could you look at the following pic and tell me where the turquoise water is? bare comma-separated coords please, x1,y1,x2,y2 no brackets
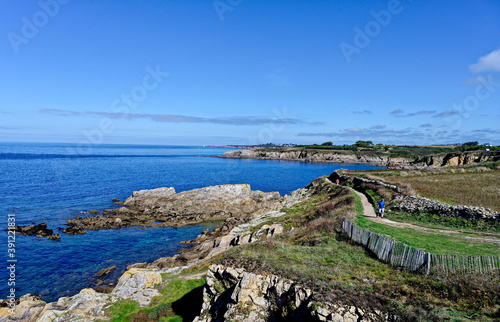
0,143,381,302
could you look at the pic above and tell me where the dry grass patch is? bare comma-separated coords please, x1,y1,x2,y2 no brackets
390,172,500,211
349,166,500,211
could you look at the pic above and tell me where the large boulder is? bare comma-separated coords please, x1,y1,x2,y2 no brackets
111,268,162,307
124,184,283,218
66,184,283,232
0,294,45,322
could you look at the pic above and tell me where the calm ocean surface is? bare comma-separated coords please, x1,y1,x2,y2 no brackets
0,143,381,302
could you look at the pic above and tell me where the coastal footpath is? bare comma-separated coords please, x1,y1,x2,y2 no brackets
2,169,499,321
220,148,500,168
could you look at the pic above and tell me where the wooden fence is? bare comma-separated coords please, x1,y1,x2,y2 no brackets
342,218,500,275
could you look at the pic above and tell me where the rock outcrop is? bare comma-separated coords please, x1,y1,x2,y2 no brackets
221,149,410,167
194,265,388,322
146,184,314,271
110,268,162,307
63,184,283,233
8,223,61,240
0,268,164,321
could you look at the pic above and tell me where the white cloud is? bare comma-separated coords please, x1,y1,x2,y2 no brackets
469,49,500,73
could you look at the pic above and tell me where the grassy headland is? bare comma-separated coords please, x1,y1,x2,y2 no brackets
217,179,500,320
105,166,500,321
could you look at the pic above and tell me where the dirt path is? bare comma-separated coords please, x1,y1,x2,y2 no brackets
351,189,500,245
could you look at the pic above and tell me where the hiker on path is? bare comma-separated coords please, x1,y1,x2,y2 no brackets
378,198,385,218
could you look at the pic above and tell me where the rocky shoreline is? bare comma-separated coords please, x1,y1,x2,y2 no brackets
62,184,283,235
3,177,396,321
13,184,284,239
3,168,499,321
0,181,313,321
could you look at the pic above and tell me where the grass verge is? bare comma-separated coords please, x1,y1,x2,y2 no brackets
107,275,206,322
355,215,500,256
385,211,500,234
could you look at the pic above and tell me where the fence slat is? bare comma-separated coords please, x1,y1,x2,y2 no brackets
341,218,500,275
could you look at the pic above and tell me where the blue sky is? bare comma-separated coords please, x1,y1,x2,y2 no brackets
1,0,499,146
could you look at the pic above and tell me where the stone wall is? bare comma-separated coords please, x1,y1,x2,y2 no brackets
391,195,499,221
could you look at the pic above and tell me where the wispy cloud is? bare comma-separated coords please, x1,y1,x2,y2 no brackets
353,110,372,114
469,49,500,73
264,68,290,86
390,109,436,117
389,108,404,116
419,123,433,128
39,108,320,126
40,108,81,116
433,110,462,118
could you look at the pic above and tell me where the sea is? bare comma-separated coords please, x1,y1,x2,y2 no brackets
0,142,381,302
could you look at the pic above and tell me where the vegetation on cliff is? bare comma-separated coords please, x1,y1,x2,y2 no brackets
216,178,500,320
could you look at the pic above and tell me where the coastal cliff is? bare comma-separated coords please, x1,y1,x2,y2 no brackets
220,148,410,167
221,148,500,169
411,150,500,167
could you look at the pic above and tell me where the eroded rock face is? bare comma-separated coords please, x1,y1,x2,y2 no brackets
194,264,313,322
65,184,283,232
223,149,500,169
221,149,410,167
412,151,500,167
194,265,388,322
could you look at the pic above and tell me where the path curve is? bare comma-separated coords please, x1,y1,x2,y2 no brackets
350,188,500,244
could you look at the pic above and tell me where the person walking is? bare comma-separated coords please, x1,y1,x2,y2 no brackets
378,198,385,218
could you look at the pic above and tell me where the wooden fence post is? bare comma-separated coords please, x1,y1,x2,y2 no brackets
426,252,430,276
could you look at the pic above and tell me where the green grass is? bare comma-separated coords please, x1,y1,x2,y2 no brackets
355,215,500,256
108,300,142,322
107,276,206,322
221,237,500,320
353,192,363,216
386,211,500,234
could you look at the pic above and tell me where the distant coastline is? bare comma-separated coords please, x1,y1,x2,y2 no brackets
218,147,500,169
